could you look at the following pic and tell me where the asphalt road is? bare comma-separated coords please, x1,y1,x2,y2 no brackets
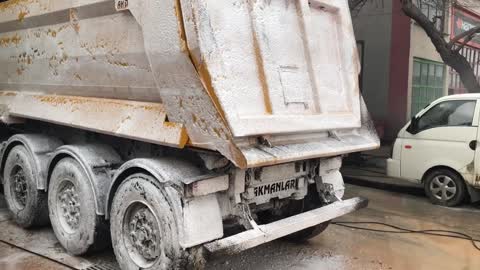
0,182,479,270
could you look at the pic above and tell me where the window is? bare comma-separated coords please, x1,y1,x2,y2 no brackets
416,0,444,30
417,100,476,131
449,46,480,94
411,58,445,116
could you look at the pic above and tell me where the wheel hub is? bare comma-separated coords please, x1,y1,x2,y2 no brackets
11,166,27,208
58,182,81,231
430,175,457,201
124,204,161,266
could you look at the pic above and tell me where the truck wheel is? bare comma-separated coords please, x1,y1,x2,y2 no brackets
3,145,49,228
284,221,330,242
424,168,466,207
110,174,184,270
259,185,330,242
281,198,330,242
48,158,108,255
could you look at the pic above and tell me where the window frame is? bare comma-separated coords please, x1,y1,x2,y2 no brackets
412,99,479,134
415,0,445,31
411,58,446,117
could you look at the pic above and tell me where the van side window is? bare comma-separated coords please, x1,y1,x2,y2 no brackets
417,100,476,131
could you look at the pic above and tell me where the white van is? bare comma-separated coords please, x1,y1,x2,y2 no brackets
387,94,480,206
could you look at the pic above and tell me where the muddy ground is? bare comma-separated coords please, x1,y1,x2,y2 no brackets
0,183,479,270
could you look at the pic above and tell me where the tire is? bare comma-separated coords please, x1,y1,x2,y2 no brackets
110,174,186,270
3,145,49,228
259,185,330,242
284,220,330,242
48,157,108,255
424,168,467,207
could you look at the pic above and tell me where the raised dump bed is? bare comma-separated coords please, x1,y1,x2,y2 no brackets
0,0,379,269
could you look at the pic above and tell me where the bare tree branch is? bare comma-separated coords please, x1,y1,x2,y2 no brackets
349,0,368,14
349,0,367,10
454,34,475,53
447,25,480,49
400,0,480,92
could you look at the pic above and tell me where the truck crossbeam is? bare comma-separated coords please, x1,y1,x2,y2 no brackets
204,197,368,255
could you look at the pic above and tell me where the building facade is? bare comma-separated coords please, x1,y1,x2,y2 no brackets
353,0,480,141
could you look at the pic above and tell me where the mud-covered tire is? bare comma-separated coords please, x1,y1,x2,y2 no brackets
110,174,185,270
3,145,49,228
48,157,108,255
424,168,467,207
261,185,331,242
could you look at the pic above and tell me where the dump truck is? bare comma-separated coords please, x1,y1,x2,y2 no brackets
0,0,379,269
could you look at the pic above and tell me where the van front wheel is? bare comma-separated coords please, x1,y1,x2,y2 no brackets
424,168,466,207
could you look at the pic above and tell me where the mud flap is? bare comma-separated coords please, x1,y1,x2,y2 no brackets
466,184,480,203
204,197,368,255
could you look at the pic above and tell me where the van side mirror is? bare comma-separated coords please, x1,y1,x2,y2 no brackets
406,116,419,134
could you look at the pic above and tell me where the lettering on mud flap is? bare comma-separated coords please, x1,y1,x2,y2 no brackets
253,179,299,197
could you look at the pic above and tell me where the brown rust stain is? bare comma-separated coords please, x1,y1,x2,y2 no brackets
0,91,17,96
47,29,57,38
0,34,22,47
140,105,163,112
34,95,167,114
177,126,189,148
174,0,230,129
161,122,189,148
0,0,29,11
196,62,229,123
248,1,272,115
37,95,70,105
60,52,68,63
251,31,273,114
174,0,188,52
57,24,70,33
17,10,28,21
163,121,182,129
108,59,131,67
72,23,80,33
191,113,198,123
70,9,80,33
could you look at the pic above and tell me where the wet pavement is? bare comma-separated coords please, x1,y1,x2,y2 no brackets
207,184,480,270
0,183,479,270
0,242,70,270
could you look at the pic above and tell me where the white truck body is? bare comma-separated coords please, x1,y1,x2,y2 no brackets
0,0,379,268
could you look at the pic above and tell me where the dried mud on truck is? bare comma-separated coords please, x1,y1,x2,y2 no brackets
0,0,379,269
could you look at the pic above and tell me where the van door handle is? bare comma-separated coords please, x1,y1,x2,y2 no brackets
469,140,477,150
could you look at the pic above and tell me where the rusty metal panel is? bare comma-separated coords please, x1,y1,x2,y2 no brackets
238,98,379,167
181,0,362,137
0,0,158,101
0,0,244,165
6,91,189,148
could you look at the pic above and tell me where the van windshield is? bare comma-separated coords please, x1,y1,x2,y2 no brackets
417,100,476,130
